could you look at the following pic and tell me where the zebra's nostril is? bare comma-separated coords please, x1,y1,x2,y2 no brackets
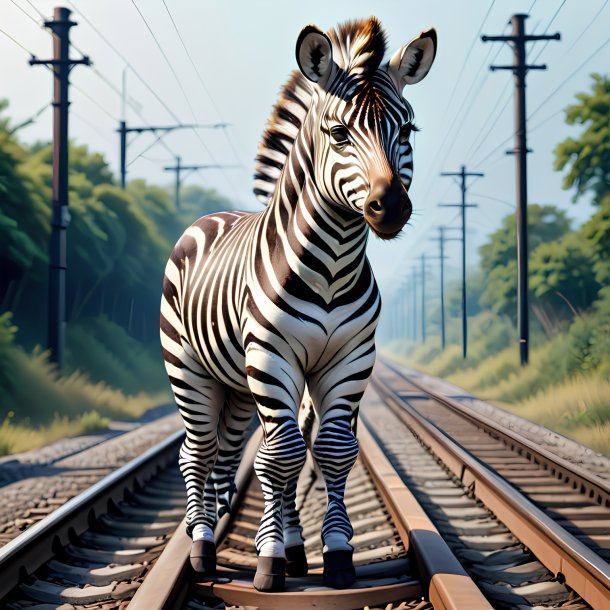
368,200,382,213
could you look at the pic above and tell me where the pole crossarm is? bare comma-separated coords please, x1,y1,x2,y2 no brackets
119,123,229,134
163,163,237,171
490,64,547,72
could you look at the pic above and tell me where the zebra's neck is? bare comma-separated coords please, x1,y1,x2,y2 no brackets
264,128,370,304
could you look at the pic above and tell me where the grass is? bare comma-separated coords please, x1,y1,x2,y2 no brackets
497,376,610,455
0,410,110,456
0,311,171,456
387,311,610,456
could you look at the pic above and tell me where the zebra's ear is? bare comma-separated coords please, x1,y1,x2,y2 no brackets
387,28,437,90
296,25,334,84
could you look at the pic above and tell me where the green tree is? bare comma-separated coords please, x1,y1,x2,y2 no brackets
479,205,571,319
554,73,610,205
0,101,50,304
530,232,600,316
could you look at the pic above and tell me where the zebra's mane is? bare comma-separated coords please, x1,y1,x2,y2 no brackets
253,71,312,205
253,17,388,205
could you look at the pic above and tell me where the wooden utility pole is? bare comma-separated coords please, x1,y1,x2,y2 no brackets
30,7,90,370
439,166,482,358
482,14,560,365
118,122,228,189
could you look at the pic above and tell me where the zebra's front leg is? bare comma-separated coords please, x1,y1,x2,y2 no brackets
313,411,359,588
246,347,307,592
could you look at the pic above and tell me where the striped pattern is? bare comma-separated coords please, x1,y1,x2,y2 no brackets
160,17,427,563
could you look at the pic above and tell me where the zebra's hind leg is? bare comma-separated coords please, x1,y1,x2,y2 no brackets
162,343,225,575
211,389,258,520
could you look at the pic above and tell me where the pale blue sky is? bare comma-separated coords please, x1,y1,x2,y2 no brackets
1,1,609,302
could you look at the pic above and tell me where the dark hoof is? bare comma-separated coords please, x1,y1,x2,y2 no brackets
323,549,356,589
190,540,216,576
285,544,308,577
253,556,286,592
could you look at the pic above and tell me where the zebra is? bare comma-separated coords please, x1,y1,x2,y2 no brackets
160,17,436,592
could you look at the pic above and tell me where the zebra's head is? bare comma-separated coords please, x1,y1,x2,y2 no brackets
295,18,437,240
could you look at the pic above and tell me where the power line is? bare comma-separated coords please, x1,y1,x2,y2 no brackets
464,81,512,162
0,26,36,54
419,9,505,202
160,0,246,170
22,0,45,20
437,0,498,136
528,33,610,121
72,109,115,144
129,0,240,200
567,0,608,52
9,102,50,133
8,0,41,27
529,0,569,64
65,1,181,127
72,83,118,122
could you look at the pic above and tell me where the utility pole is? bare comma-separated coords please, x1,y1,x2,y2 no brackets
420,254,427,344
163,158,237,209
482,14,560,365
30,7,90,370
439,165,483,358
432,227,456,350
118,122,228,189
410,269,418,342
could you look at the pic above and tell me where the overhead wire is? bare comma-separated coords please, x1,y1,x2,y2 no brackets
129,0,241,200
528,0,568,64
566,0,608,52
160,0,247,171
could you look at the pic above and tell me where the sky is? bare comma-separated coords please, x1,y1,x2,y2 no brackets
1,0,609,303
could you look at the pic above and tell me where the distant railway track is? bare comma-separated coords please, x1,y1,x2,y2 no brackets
0,359,608,609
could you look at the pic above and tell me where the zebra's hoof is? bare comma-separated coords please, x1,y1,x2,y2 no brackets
190,540,216,576
323,549,356,589
285,544,308,576
253,556,286,592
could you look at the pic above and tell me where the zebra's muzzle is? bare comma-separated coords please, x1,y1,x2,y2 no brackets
363,175,412,239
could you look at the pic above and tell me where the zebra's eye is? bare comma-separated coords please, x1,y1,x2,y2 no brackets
329,125,351,147
400,122,419,142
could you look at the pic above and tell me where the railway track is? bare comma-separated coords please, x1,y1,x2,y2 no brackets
0,358,608,609
373,357,610,609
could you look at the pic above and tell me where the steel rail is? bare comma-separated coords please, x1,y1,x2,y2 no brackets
372,372,610,609
358,419,493,610
128,427,262,610
0,428,185,599
382,357,610,507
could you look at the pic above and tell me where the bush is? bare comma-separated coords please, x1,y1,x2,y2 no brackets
66,316,167,394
